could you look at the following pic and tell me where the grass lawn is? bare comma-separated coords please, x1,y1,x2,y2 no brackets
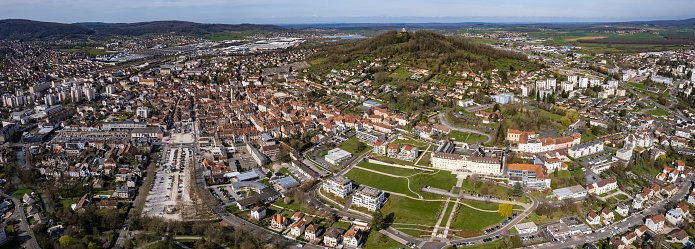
356,161,421,176
345,168,418,198
370,155,416,166
416,153,431,166
444,130,487,143
450,204,507,231
363,231,403,249
393,137,431,148
615,194,628,200
12,188,32,199
273,198,313,214
330,221,353,230
380,195,443,226
439,199,455,226
646,109,670,116
339,136,373,156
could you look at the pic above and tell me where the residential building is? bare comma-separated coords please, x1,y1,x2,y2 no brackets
587,211,601,225
621,231,637,245
304,224,323,241
323,228,345,247
666,208,684,225
250,206,266,220
552,185,587,200
587,177,617,195
645,214,665,233
352,185,386,211
271,214,289,230
289,220,306,237
356,128,385,145
568,140,604,158
323,175,354,198
507,164,551,189
342,229,363,248
616,204,629,217
601,207,614,223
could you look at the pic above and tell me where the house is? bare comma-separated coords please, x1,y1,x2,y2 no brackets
33,212,49,225
342,229,363,248
323,227,345,247
662,184,677,196
23,193,37,205
587,177,617,195
289,220,306,237
635,225,647,237
616,204,629,217
304,224,323,241
515,221,538,234
291,211,305,223
667,229,690,244
270,214,289,230
96,200,118,209
645,214,665,233
250,206,266,220
26,205,41,215
676,203,690,216
601,208,614,223
666,208,684,225
621,231,637,245
587,211,601,225
675,160,686,171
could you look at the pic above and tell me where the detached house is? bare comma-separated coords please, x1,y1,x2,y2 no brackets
323,228,345,247
304,224,323,241
587,177,617,195
289,220,306,237
250,206,266,220
270,214,289,230
621,231,637,245
587,211,601,225
601,208,614,223
645,214,665,233
342,229,363,248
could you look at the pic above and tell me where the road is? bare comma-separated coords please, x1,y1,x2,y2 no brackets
621,82,686,120
432,113,493,144
0,191,40,249
540,172,695,248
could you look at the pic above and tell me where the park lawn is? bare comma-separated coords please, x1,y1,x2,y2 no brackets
445,130,478,142
370,155,416,166
273,198,314,214
460,179,516,200
460,200,502,211
408,170,458,193
12,188,32,199
615,194,628,201
380,195,443,226
646,109,670,116
339,136,373,155
439,200,455,227
450,204,507,230
363,231,403,249
393,138,430,148
416,153,431,166
356,161,420,176
345,168,418,198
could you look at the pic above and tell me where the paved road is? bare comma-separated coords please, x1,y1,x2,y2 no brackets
622,82,686,120
0,191,39,249
432,113,493,144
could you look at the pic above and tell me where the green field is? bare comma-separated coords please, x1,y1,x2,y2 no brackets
393,137,431,148
646,109,670,116
345,166,456,199
339,136,373,155
380,195,444,226
363,231,403,249
345,168,418,198
450,202,507,230
356,161,421,176
444,130,488,143
12,188,32,199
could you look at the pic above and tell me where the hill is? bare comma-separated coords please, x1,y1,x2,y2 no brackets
0,19,95,41
312,30,536,74
0,19,289,41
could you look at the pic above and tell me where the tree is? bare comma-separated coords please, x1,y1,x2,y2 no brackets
371,210,384,231
59,235,76,248
354,141,365,153
498,203,513,217
510,182,523,197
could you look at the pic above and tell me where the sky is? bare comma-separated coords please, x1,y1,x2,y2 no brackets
0,0,693,24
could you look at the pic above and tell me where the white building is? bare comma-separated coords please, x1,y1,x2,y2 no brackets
136,107,150,118
552,185,587,200
323,175,353,198
352,186,386,211
587,177,617,195
568,140,604,158
515,222,538,234
324,148,352,166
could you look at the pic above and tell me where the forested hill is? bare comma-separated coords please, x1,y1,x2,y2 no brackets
0,19,289,41
313,30,535,72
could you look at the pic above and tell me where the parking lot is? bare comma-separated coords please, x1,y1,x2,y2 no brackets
143,146,193,220
233,144,258,169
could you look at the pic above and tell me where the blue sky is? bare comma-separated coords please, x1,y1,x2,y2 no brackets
1,0,693,24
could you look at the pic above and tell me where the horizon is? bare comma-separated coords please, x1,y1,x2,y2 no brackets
1,0,694,25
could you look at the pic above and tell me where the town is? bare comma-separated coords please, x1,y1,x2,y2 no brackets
1,17,695,249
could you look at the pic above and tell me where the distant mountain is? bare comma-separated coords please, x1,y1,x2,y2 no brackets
0,19,290,41
0,19,95,41
600,18,695,27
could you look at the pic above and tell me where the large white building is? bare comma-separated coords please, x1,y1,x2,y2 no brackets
587,177,617,195
352,186,386,211
323,175,353,198
568,140,604,158
430,143,503,175
324,148,352,166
